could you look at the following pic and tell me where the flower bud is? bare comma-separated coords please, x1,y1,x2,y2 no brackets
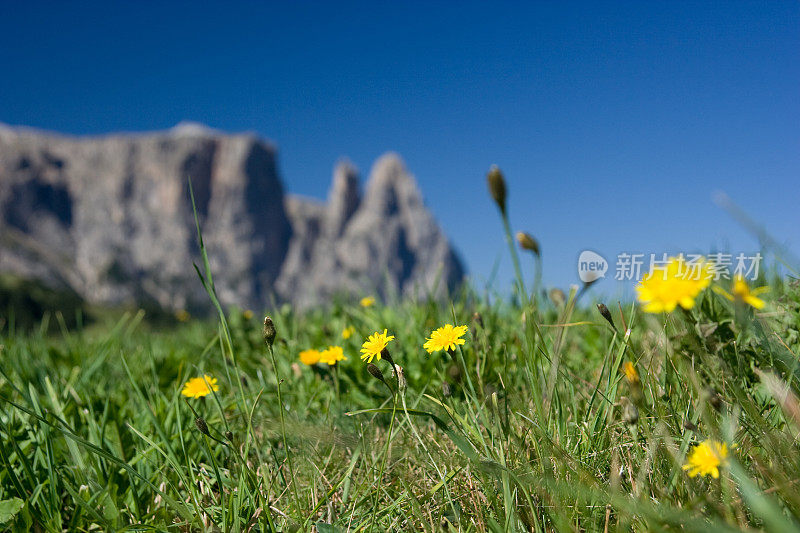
367,363,386,384
596,303,615,330
381,349,395,368
486,165,507,215
263,316,277,348
516,231,540,256
195,416,210,436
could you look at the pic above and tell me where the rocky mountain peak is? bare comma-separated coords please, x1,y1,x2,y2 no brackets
0,124,464,311
325,159,360,238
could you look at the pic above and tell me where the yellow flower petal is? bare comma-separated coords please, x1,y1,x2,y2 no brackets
636,257,712,314
299,349,321,365
360,329,394,363
424,324,469,354
181,375,219,399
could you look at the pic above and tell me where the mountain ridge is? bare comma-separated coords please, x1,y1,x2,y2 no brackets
0,123,465,310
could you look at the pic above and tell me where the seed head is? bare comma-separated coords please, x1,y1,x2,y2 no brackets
195,416,210,436
262,316,277,348
487,165,507,215
549,288,566,307
394,364,407,393
516,231,540,256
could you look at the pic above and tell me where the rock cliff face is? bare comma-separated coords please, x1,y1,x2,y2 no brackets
0,124,464,310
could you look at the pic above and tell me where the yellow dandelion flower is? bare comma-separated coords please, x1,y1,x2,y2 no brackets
243,309,254,320
713,275,767,310
683,439,730,478
181,375,219,399
636,256,712,313
360,329,394,363
342,325,356,339
424,324,469,354
175,309,191,322
360,296,376,308
299,349,321,366
622,361,639,384
319,345,347,365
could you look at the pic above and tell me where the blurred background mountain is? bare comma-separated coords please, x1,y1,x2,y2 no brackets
0,123,464,321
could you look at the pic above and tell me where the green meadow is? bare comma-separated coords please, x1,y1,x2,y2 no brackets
1,183,799,532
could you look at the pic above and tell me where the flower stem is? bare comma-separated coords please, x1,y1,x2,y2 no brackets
501,213,528,306
368,393,398,531
267,343,302,512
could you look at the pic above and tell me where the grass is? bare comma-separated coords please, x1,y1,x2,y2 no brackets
2,186,800,531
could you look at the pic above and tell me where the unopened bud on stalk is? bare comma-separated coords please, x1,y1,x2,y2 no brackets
472,311,484,329
225,430,234,442
262,316,277,348
597,303,615,329
195,417,210,437
381,349,395,368
367,363,386,384
516,231,540,257
487,165,507,215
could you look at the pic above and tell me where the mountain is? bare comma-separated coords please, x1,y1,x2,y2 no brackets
0,123,464,311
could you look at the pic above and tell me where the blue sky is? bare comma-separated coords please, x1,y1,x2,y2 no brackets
1,1,798,296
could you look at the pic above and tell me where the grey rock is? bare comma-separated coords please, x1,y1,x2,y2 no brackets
0,124,291,311
276,153,465,307
0,124,464,311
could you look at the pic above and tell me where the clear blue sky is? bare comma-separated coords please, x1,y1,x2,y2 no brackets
1,1,798,296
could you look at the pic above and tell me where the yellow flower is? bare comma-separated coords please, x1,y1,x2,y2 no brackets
713,275,767,310
622,362,639,384
342,325,356,339
299,349,321,366
683,439,730,478
360,329,395,363
181,375,219,399
319,345,347,365
360,296,376,308
175,309,191,322
636,256,712,313
243,309,254,320
424,324,468,354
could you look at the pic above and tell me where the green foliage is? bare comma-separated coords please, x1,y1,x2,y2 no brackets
0,181,798,530
0,277,799,531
